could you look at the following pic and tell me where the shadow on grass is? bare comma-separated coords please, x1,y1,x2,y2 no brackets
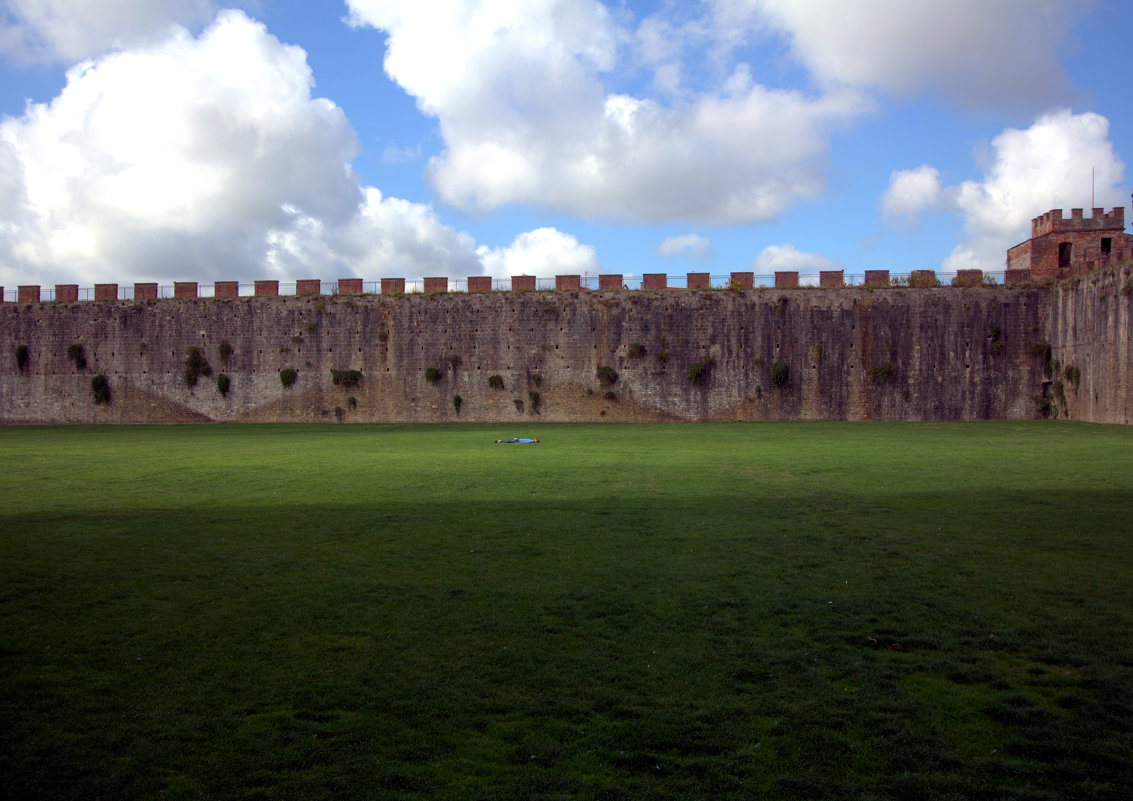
2,489,1131,801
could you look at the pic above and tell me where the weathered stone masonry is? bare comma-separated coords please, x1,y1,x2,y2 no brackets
8,270,1126,424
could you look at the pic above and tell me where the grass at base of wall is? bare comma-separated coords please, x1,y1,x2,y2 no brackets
1,422,1131,801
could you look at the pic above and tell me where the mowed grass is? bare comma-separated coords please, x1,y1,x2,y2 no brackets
1,422,1131,801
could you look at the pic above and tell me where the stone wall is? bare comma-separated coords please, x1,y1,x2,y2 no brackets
1,282,1072,424
1047,264,1133,424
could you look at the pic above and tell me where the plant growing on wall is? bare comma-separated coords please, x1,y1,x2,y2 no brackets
604,390,616,401
597,365,618,386
989,325,1004,354
488,374,505,390
279,368,298,388
868,364,896,384
528,390,541,412
1063,365,1081,391
331,369,362,388
67,344,87,370
770,361,789,387
183,347,212,388
217,374,231,397
688,358,714,386
530,372,542,387
218,341,233,362
453,394,463,413
425,367,442,383
627,343,646,358
16,345,29,373
347,396,357,410
514,398,524,413
91,375,110,405
447,354,462,370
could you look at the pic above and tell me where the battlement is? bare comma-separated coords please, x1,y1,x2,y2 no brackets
1032,207,1125,237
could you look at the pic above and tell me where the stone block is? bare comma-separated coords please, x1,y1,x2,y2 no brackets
687,272,710,289
381,278,405,294
511,275,536,291
909,270,937,288
214,281,239,298
134,283,158,299
337,278,363,295
18,285,41,303
424,277,448,293
555,274,581,291
94,284,117,301
643,273,667,290
774,271,799,288
599,274,623,290
729,272,754,289
952,270,983,287
467,276,492,293
819,270,844,288
174,282,198,299
865,270,889,287
296,279,321,296
55,284,79,302
1004,269,1031,285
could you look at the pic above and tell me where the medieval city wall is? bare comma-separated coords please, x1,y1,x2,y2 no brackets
1,282,1069,424
1048,263,1133,424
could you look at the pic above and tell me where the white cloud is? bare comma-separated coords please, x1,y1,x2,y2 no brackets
477,227,599,279
751,243,840,274
265,188,482,279
0,0,217,63
347,0,869,224
745,0,1081,108
656,233,715,261
879,110,1127,271
0,9,595,287
0,10,365,285
880,165,944,226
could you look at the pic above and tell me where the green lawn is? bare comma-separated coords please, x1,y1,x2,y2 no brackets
1,422,1131,800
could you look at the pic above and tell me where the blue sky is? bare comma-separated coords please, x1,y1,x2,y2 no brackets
0,0,1129,291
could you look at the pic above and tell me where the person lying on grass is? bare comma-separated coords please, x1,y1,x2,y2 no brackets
495,437,539,443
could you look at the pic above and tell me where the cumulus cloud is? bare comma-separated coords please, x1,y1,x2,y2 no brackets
745,0,1081,108
751,243,840,274
656,233,715,261
880,110,1127,271
0,9,598,287
879,165,944,226
347,0,868,224
477,227,600,279
0,10,362,284
0,0,217,63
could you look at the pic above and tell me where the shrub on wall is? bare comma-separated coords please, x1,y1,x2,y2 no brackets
331,369,362,388
217,374,231,397
453,394,463,413
67,344,87,370
627,342,646,358
688,358,714,386
770,361,789,387
528,390,541,412
514,398,524,413
868,364,896,385
184,347,212,389
91,375,111,405
16,345,29,373
279,368,298,388
425,367,442,383
488,374,505,390
597,365,618,386
218,341,233,362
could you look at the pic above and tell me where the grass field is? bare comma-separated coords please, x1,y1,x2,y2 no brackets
1,422,1131,800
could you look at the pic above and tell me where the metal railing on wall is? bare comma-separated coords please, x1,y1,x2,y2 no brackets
2,271,1025,302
